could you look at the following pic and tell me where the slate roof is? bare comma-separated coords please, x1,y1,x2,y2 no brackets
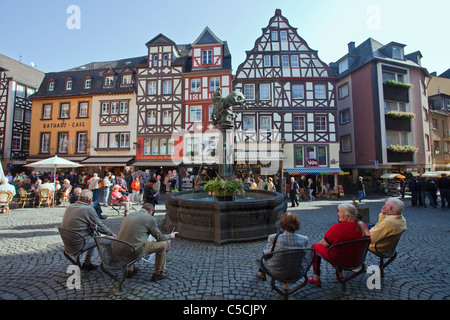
330,38,429,78
31,56,147,99
0,53,45,88
439,68,450,79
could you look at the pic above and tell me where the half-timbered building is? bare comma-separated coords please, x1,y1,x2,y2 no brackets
233,9,341,193
182,27,233,173
134,34,184,172
0,54,44,173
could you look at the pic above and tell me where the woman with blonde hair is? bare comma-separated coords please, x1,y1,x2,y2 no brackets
111,184,131,216
308,202,370,286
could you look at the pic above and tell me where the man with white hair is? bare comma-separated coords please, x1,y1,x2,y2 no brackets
369,197,407,253
0,177,16,196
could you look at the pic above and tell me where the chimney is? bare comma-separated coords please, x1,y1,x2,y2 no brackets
348,41,355,53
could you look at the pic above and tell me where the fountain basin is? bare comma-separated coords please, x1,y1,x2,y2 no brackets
165,190,288,245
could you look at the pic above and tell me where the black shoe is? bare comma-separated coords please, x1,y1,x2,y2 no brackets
81,263,98,271
100,215,107,219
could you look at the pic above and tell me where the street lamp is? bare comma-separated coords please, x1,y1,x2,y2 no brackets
281,137,286,193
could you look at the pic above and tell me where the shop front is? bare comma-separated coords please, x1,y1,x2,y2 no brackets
285,168,346,198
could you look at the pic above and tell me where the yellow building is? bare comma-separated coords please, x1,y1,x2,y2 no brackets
29,95,92,162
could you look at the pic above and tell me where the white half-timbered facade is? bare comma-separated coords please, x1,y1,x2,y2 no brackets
135,34,184,168
233,9,341,184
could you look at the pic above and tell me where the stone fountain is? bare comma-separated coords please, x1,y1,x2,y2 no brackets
165,88,288,245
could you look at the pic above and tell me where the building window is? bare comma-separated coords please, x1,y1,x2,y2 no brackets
85,78,91,89
110,102,119,114
259,84,270,100
191,79,201,93
282,55,289,67
314,84,326,99
160,138,167,155
290,55,299,67
341,135,352,152
14,108,24,122
340,109,350,124
120,133,130,148
208,105,214,121
77,132,87,153
147,110,157,125
294,145,304,167
338,83,349,99
58,132,69,153
122,74,132,85
25,110,31,123
104,76,114,87
273,55,280,67
243,84,255,100
78,102,88,118
190,106,202,122
162,80,172,95
60,103,70,119
40,133,50,153
384,101,407,113
42,104,52,119
264,56,271,67
12,134,21,151
23,135,30,152
293,115,305,131
271,30,278,41
209,77,220,92
16,84,25,98
339,59,348,73
147,81,157,95
98,133,108,148
66,79,72,90
119,102,128,114
280,31,287,41
153,55,158,67
162,110,172,125
292,84,304,99
315,115,327,131
260,116,271,131
382,71,405,83
243,116,255,131
317,146,327,166
202,50,212,65
48,81,54,91
163,54,168,67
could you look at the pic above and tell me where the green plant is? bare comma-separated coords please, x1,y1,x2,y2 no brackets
386,111,415,119
203,177,245,196
388,145,418,153
384,80,413,89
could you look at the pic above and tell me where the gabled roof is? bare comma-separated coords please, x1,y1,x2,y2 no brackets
145,33,176,47
439,68,450,79
192,27,223,46
0,53,44,88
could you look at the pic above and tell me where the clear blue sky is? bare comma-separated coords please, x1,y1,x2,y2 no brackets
1,0,448,75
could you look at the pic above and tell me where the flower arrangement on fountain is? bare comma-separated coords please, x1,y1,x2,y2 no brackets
203,177,245,196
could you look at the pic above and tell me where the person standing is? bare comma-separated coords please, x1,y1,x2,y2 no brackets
131,176,141,203
356,176,365,203
102,172,112,206
87,173,101,203
409,176,419,206
289,177,299,207
436,174,450,208
308,178,316,201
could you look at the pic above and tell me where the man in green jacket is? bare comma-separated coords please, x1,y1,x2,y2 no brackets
116,203,176,281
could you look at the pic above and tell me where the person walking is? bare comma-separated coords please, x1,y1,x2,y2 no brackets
356,176,365,203
87,173,101,203
308,178,316,201
289,177,299,207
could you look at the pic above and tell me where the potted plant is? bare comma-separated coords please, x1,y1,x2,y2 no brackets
387,145,418,153
386,111,415,119
203,177,245,201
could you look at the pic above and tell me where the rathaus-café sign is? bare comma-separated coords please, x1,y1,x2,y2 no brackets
42,121,86,129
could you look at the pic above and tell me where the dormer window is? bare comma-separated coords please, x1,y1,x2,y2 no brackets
66,78,72,90
48,80,55,91
202,50,212,65
163,54,168,67
104,76,114,87
392,47,404,60
84,77,91,89
339,58,349,73
153,55,158,67
122,74,131,85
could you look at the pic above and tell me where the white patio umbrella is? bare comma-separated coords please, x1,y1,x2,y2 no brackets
25,155,82,206
0,163,5,180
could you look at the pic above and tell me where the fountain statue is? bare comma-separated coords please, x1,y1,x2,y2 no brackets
164,88,288,245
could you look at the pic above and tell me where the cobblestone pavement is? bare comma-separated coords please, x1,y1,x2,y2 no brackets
0,194,449,301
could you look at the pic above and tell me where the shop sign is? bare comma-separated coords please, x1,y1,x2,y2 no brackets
306,158,319,167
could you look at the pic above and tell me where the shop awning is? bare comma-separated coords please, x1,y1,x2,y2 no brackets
380,173,406,179
80,156,134,167
235,151,286,161
132,161,182,167
285,168,344,175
